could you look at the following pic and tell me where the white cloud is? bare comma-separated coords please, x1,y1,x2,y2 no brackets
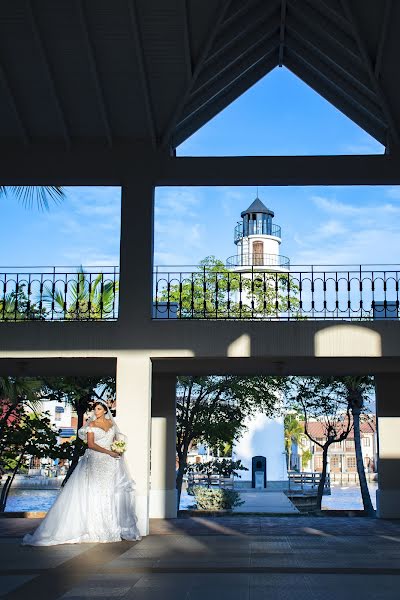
155,188,200,218
316,220,348,238
312,195,400,217
292,192,400,266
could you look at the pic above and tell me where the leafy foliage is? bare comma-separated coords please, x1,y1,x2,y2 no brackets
186,459,248,490
42,267,118,320
0,285,47,321
175,374,284,505
286,376,353,509
192,486,244,510
284,414,304,469
157,255,300,319
0,407,67,510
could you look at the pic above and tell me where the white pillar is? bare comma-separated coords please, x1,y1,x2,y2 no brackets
375,374,400,518
116,175,155,535
150,373,177,518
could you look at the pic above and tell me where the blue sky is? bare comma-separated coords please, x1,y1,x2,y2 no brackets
2,66,400,269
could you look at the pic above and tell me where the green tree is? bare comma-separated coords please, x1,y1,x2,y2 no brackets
0,285,47,321
42,267,118,320
324,376,375,516
157,256,299,319
0,408,65,511
301,449,312,470
176,374,283,507
284,414,304,470
287,377,353,510
0,377,44,443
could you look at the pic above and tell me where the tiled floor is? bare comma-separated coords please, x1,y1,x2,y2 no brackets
1,516,400,599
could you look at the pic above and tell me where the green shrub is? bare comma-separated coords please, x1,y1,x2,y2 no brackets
193,486,244,510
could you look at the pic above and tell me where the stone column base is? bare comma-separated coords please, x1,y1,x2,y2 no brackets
376,489,400,518
149,489,177,518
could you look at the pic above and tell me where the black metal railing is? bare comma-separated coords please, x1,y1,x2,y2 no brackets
153,264,400,320
234,222,281,242
3,264,400,322
226,253,290,268
0,267,119,321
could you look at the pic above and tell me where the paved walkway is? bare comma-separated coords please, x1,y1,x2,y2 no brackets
1,516,400,599
233,491,299,514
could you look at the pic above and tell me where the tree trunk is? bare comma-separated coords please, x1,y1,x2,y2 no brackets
1,453,24,511
61,407,85,487
0,476,11,512
352,406,375,516
176,447,189,510
316,446,329,511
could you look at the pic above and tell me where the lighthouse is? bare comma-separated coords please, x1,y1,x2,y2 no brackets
228,195,289,487
227,196,289,271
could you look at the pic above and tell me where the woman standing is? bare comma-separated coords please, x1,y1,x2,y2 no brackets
23,400,141,545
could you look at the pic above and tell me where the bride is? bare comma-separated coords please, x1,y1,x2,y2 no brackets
23,399,141,546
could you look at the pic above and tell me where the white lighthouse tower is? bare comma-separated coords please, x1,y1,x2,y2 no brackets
228,196,289,487
227,196,289,272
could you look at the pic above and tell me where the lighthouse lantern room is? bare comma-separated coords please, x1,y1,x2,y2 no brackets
227,197,290,271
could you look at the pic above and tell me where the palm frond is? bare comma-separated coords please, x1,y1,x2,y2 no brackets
0,186,64,210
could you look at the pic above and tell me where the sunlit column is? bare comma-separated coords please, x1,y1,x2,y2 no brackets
116,353,152,535
375,374,400,518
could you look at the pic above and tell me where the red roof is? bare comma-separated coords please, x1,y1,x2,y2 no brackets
300,416,376,440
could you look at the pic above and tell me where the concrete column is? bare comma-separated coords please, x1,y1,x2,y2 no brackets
116,354,152,536
119,176,155,324
150,373,177,518
375,374,400,518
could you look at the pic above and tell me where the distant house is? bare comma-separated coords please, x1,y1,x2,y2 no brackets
291,417,377,474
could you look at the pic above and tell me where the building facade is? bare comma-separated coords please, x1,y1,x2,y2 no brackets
291,418,377,475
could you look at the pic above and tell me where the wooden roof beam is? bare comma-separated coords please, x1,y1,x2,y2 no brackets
278,0,287,66
161,0,232,148
210,0,280,62
374,0,392,79
340,0,400,148
182,35,279,126
27,0,71,148
173,51,277,147
75,0,113,147
0,60,29,145
127,0,157,147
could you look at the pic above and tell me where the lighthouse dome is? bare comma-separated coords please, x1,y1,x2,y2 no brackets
241,197,274,218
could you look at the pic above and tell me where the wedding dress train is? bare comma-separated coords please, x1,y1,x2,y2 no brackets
22,424,141,546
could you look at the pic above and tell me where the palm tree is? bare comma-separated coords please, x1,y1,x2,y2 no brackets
340,376,375,516
284,414,304,470
0,186,64,210
42,267,119,320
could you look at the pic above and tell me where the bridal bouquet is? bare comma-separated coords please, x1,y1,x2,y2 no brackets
111,440,127,454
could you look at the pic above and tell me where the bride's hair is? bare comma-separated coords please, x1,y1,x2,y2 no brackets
93,401,109,412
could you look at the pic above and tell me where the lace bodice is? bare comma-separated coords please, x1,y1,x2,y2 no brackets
88,425,115,450
77,422,115,449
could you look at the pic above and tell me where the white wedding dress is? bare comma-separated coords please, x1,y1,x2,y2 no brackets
22,424,141,546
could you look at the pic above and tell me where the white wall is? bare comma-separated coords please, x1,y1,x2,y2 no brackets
233,414,288,482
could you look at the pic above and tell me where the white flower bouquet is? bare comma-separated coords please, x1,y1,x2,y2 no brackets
111,440,127,454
